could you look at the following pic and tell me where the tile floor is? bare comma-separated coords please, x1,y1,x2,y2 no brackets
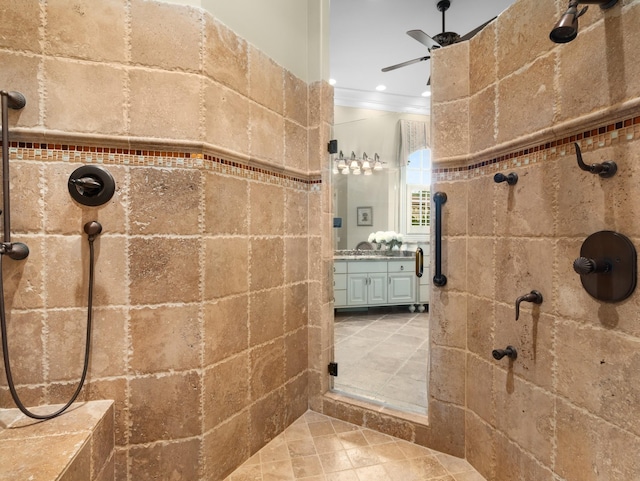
224,410,486,481
332,307,429,414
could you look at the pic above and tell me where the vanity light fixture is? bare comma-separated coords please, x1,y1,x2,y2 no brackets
333,151,384,175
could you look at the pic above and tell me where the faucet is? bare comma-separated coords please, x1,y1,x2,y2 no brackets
515,290,543,320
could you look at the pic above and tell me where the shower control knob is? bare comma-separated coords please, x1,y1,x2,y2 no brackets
573,256,610,275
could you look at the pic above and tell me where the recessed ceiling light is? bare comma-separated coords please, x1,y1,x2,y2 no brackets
421,91,432,97
329,78,336,85
375,85,386,91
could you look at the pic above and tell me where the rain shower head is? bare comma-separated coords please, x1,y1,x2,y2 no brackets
550,0,618,44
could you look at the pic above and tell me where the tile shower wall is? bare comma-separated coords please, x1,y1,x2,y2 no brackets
429,0,640,480
0,1,332,480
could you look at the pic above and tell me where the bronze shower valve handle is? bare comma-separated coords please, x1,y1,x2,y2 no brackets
515,290,543,321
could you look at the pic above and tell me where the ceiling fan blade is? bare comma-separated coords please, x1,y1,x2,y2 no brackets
381,56,430,72
458,16,497,42
407,30,442,50
427,76,431,86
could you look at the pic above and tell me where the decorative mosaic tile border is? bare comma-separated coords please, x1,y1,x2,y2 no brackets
432,114,640,182
7,141,322,191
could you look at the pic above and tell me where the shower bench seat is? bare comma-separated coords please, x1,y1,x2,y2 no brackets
0,400,114,481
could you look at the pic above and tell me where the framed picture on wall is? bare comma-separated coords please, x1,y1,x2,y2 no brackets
357,206,373,226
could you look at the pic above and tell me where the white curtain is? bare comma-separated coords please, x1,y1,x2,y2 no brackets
398,120,429,166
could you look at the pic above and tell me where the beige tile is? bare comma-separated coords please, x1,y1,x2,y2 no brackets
440,237,467,292
128,69,201,140
59,437,91,481
46,0,126,62
414,401,465,457
291,455,323,478
469,22,497,95
249,182,284,235
249,287,285,346
81,378,128,447
467,175,495,236
464,412,495,481
287,437,316,458
284,188,308,236
129,438,200,481
284,119,308,172
45,58,126,135
0,0,41,52
130,305,201,374
467,296,498,362
204,412,250,481
47,307,126,381
204,237,249,300
493,431,553,481
0,310,44,385
496,0,557,79
204,16,249,95
495,165,556,237
204,353,250,430
284,327,308,380
250,103,285,166
469,86,497,155
556,320,640,437
493,371,554,465
129,371,201,444
494,305,555,391
355,464,392,480
249,46,284,114
432,181,467,237
94,454,115,481
129,237,200,305
465,355,494,425
285,71,308,127
556,398,640,481
203,172,249,235
91,405,115,480
249,237,284,291
129,167,200,235
494,238,554,313
431,42,469,103
429,289,467,348
619,2,640,101
285,237,308,283
497,54,555,145
467,237,495,299
249,339,285,400
431,99,469,160
318,450,354,473
204,80,251,155
0,52,40,128
249,389,287,454
203,297,249,365
130,0,200,71
429,346,465,405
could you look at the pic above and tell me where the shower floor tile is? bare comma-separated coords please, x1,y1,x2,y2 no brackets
224,411,486,481
332,307,429,415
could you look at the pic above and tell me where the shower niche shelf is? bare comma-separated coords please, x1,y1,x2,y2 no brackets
573,230,637,302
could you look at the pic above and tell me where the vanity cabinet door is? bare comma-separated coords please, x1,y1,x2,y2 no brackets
388,272,415,304
368,273,388,305
347,274,369,306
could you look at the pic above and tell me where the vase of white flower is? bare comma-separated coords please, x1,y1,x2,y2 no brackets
367,231,403,255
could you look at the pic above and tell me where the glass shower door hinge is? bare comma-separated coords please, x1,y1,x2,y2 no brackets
328,362,338,376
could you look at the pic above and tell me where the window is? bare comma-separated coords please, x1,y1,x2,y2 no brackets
401,149,431,238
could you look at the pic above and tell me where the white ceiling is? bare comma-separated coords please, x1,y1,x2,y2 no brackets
330,0,518,115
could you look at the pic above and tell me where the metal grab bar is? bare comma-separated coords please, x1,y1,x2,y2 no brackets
433,191,447,287
415,247,423,277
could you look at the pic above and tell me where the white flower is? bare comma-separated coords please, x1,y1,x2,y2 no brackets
374,231,385,243
368,232,376,243
396,233,404,243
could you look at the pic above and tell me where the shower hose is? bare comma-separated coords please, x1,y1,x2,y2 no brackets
0,231,97,419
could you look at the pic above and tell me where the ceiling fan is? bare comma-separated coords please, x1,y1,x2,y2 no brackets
381,0,496,84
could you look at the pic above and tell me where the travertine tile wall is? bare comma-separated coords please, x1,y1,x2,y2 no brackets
430,0,640,480
0,1,331,480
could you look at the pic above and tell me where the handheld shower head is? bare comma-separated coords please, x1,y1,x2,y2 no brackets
550,0,618,44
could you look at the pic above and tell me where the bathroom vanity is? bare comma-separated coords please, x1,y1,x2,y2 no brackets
333,251,430,311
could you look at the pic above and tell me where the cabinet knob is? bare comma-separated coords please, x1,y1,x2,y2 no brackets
400,265,404,271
